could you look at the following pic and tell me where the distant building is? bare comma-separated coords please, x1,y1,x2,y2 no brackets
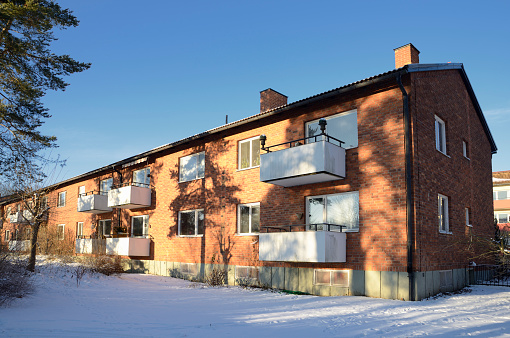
1,43,497,300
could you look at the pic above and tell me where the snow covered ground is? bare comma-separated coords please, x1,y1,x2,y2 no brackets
2,260,510,337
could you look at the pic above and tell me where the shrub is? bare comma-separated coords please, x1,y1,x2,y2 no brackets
81,255,124,276
0,251,33,306
205,267,227,286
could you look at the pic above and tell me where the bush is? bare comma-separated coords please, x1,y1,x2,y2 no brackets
205,267,227,286
0,251,33,306
81,255,124,276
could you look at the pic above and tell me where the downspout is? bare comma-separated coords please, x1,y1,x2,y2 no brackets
396,73,415,301
113,166,123,235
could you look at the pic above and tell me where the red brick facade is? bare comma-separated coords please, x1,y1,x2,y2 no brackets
0,46,496,299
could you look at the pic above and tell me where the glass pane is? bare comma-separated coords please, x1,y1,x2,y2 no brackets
498,191,508,200
143,215,149,236
499,214,508,224
326,192,359,231
240,206,250,233
251,139,260,167
332,271,348,286
251,205,260,233
197,210,204,235
180,211,195,236
198,153,205,178
145,168,150,186
307,111,358,149
236,267,248,278
103,220,112,236
240,141,250,169
132,217,143,237
180,155,197,182
315,270,330,285
308,197,324,225
494,192,497,200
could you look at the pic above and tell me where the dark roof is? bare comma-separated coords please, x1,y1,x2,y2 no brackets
38,63,497,190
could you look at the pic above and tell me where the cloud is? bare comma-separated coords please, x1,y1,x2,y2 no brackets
485,108,510,122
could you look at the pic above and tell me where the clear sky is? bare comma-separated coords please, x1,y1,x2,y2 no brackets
40,0,510,180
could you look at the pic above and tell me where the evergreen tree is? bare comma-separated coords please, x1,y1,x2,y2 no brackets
0,0,90,179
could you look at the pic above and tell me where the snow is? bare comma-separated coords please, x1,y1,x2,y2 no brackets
2,260,510,337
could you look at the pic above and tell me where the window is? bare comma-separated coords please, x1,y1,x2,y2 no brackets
5,230,10,241
238,136,260,170
7,206,11,216
41,196,48,209
180,263,198,276
306,192,359,232
494,190,509,200
179,152,205,182
98,219,112,238
100,178,113,195
435,115,446,154
133,167,150,187
178,209,204,236
26,228,31,240
438,194,449,233
132,215,149,237
14,229,19,240
78,185,85,197
238,203,260,234
306,109,358,149
462,140,469,159
466,208,471,227
235,266,259,281
77,222,84,238
57,191,66,207
314,270,349,287
496,213,509,224
57,224,65,241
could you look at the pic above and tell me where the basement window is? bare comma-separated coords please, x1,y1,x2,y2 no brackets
181,263,198,276
235,266,259,282
314,270,349,287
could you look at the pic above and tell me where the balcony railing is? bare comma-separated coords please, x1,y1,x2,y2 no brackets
75,237,106,255
107,183,151,209
259,223,346,263
77,190,112,214
106,237,150,256
259,129,346,187
8,240,31,252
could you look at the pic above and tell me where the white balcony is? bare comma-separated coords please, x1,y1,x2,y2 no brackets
106,237,150,256
9,240,31,251
260,139,345,187
259,230,346,263
75,238,106,255
108,185,151,209
8,211,30,224
77,194,112,214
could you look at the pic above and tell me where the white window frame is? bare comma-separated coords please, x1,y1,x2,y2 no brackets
99,219,112,238
493,189,510,201
238,136,261,170
495,213,509,224
306,109,358,149
235,266,259,281
100,178,113,195
237,202,260,235
179,152,205,182
462,140,469,159
466,208,471,227
5,230,10,241
132,167,150,188
178,209,204,237
438,194,450,234
435,115,447,154
131,215,149,238
78,185,85,197
314,269,349,287
57,191,66,207
77,222,84,238
57,224,65,241
306,191,360,232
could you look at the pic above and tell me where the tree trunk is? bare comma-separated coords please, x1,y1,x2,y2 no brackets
26,221,41,272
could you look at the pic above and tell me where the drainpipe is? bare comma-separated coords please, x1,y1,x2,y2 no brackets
396,73,415,301
112,166,123,234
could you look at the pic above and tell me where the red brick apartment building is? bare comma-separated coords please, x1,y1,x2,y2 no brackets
0,44,497,300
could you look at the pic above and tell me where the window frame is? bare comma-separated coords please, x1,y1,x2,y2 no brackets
132,167,151,188
78,185,85,197
465,207,472,227
5,230,10,241
462,140,469,159
131,215,149,238
77,222,84,238
435,115,447,154
178,209,205,237
306,109,358,149
179,152,205,183
314,269,349,287
57,191,66,207
438,194,450,234
237,202,260,235
100,178,113,195
98,219,112,238
495,213,509,224
238,136,261,170
57,224,65,241
306,191,360,232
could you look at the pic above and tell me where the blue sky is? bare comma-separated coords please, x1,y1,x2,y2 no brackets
40,0,510,180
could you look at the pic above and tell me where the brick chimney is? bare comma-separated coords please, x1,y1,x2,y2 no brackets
260,88,287,113
394,43,420,69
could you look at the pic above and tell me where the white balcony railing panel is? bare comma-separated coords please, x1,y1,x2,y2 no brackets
107,185,151,209
75,238,93,254
9,240,31,251
259,231,346,263
77,194,112,213
260,140,345,187
106,237,150,256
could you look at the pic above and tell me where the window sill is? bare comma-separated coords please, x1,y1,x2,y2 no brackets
466,224,473,227
439,230,453,235
179,177,205,184
236,233,259,236
436,149,450,158
237,165,260,172
178,235,204,238
464,156,470,161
